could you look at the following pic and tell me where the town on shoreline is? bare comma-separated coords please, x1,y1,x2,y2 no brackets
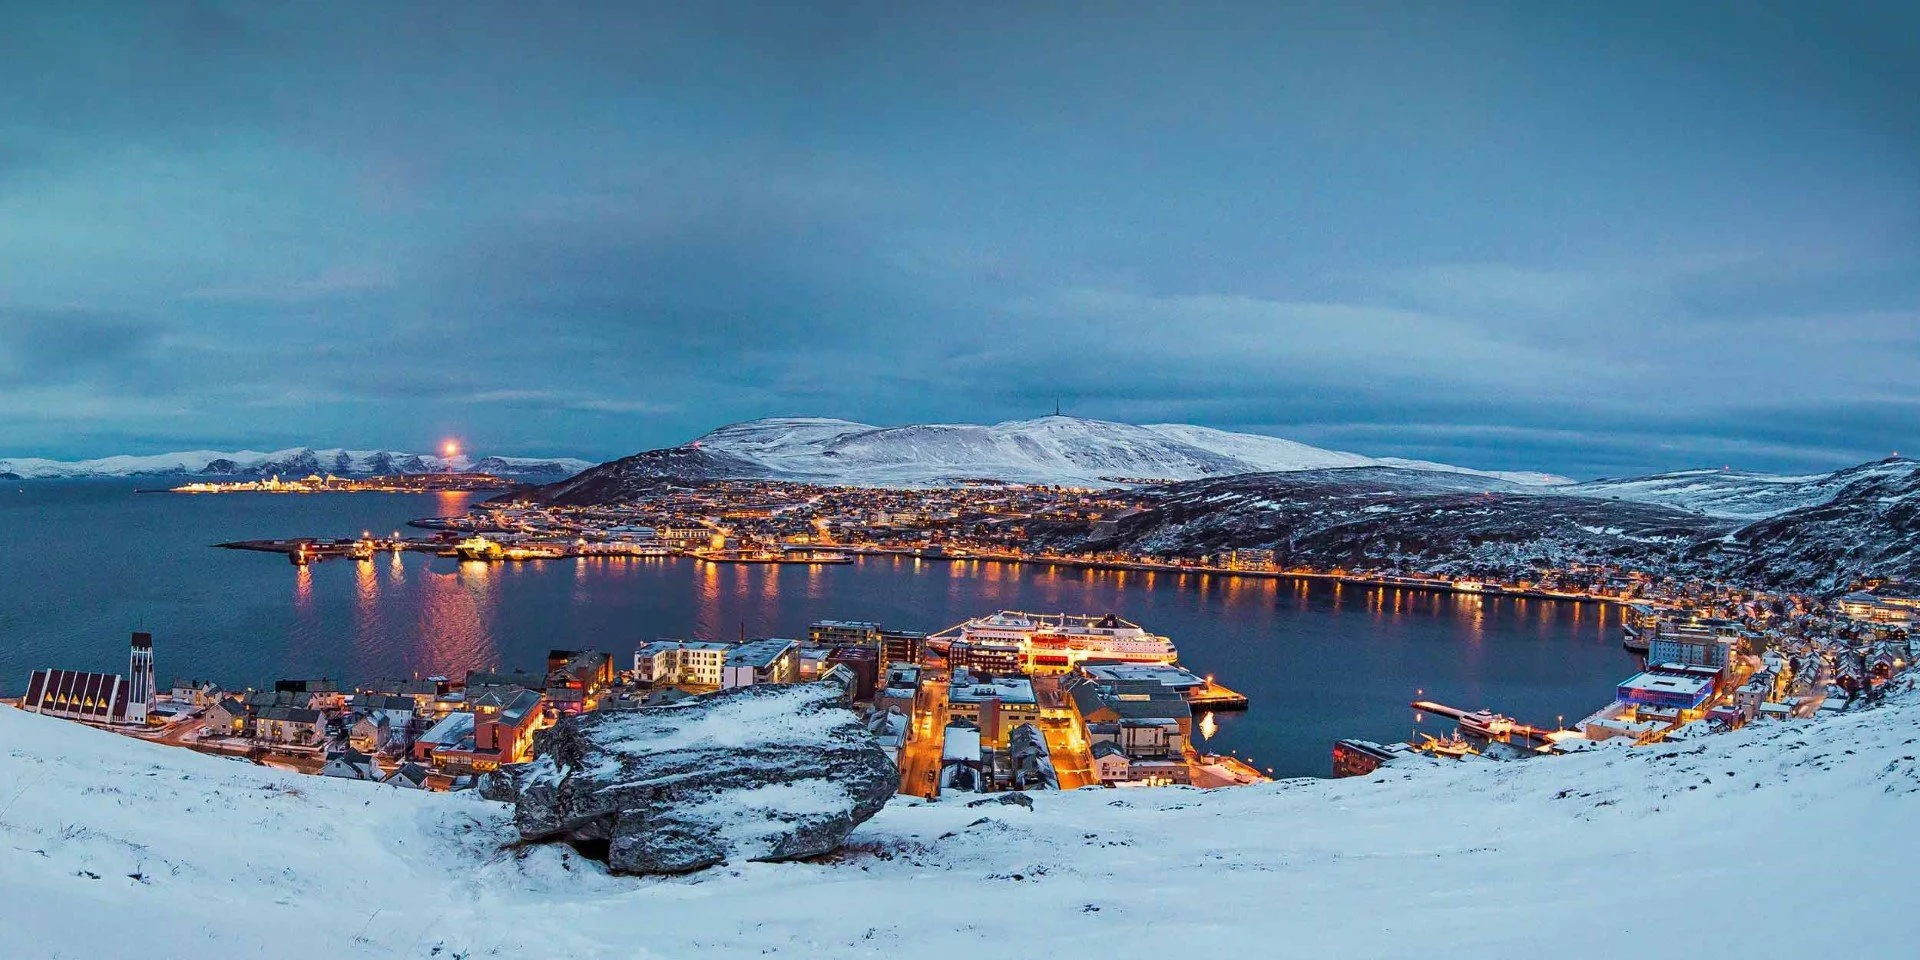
14,475,1917,800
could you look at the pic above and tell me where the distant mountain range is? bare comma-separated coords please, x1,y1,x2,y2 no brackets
537,415,1572,502
0,448,593,481
1039,457,1920,593
529,415,1920,592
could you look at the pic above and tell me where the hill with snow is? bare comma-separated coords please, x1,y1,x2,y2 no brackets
4,689,1917,958
1566,458,1920,520
540,416,1571,501
0,447,592,480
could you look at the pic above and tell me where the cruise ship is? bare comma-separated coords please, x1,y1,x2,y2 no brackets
926,611,1179,674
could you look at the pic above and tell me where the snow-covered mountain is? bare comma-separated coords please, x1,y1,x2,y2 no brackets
0,447,592,480
5,685,1917,957
544,416,1571,500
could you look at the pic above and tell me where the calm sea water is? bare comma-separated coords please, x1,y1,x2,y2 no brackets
0,480,1634,776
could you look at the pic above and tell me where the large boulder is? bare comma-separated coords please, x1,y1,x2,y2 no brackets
499,681,897,874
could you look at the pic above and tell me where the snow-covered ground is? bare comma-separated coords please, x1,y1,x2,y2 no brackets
0,448,592,479
4,693,1915,959
1564,459,1918,520
681,416,1574,487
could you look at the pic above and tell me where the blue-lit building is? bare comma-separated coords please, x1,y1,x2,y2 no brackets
1617,672,1715,711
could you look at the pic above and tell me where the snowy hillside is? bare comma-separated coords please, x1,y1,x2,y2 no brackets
1565,459,1920,520
5,690,1918,958
0,447,592,480
552,415,1573,497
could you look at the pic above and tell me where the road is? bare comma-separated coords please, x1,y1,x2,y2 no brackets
897,677,949,798
1030,677,1096,789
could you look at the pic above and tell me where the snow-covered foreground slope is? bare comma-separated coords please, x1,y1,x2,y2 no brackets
0,448,592,480
5,697,1916,959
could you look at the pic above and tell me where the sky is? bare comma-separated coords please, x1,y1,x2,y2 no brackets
1,1,1916,479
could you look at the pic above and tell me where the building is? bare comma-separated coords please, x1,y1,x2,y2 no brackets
1061,674,1194,738
939,720,984,793
634,640,734,687
349,712,392,753
433,689,544,773
1332,739,1406,778
1840,592,1916,624
879,629,927,673
21,631,157,726
720,638,800,689
1087,718,1187,760
254,706,325,744
321,749,380,781
809,620,881,648
544,650,614,714
205,697,247,735
945,671,1041,746
1646,618,1740,670
1616,672,1715,712
413,711,476,762
127,632,156,722
824,646,879,701
22,669,134,724
1006,722,1058,790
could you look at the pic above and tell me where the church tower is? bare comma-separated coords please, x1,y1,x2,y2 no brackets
127,631,155,723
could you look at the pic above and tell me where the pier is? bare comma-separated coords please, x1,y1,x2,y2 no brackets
1411,699,1558,745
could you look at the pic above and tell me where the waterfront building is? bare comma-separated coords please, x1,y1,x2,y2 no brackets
1616,672,1716,712
634,640,734,687
809,620,881,648
413,711,476,762
720,638,800,689
1087,718,1187,761
544,650,613,714
1061,674,1193,738
928,611,1178,675
1646,618,1740,671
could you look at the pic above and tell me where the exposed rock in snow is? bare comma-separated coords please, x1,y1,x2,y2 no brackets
0,447,592,480
499,681,897,874
1565,458,1920,520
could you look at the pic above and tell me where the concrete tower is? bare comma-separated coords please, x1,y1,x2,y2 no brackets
127,631,155,724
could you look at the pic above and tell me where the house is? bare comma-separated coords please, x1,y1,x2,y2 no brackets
273,678,345,711
1007,722,1058,790
254,706,325,744
169,678,220,706
204,697,247,736
321,748,380,781
939,720,984,793
865,707,910,766
383,762,432,790
1088,718,1187,760
1092,741,1132,783
349,713,393,753
544,649,614,714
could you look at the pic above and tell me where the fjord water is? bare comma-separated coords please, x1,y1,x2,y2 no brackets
0,481,1633,777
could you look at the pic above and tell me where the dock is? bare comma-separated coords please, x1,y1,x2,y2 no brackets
1188,679,1249,711
1411,699,1557,744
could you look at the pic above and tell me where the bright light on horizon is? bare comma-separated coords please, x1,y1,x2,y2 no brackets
442,440,460,459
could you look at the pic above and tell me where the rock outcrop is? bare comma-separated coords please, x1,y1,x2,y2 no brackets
495,681,897,874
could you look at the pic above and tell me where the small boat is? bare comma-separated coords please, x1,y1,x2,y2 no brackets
1418,732,1479,759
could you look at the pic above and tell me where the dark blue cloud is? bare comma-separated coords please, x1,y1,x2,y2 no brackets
0,1,1915,476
